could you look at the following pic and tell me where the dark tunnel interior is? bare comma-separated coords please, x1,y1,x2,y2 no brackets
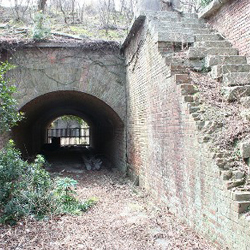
12,91,125,170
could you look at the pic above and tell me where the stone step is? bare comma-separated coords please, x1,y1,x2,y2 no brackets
180,84,198,95
164,57,204,72
211,64,250,79
232,201,250,213
192,28,215,35
157,27,211,35
170,64,189,74
147,11,182,19
194,41,231,48
191,28,214,34
205,55,247,67
188,47,238,59
232,191,250,202
223,72,250,87
157,32,194,43
184,13,199,19
195,33,224,42
157,21,206,29
174,74,190,84
156,29,213,43
222,86,250,102
159,23,206,30
147,11,179,18
147,11,198,19
149,15,202,23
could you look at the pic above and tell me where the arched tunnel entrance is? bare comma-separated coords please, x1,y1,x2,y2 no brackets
12,91,126,171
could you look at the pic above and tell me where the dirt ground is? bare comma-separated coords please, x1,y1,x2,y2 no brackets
0,165,218,250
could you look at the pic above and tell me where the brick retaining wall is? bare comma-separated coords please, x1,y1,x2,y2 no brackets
124,20,250,250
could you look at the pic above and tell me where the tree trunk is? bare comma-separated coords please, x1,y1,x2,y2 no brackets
38,0,47,12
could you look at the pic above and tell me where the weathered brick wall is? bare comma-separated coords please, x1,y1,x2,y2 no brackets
125,22,250,250
205,0,250,60
7,46,126,121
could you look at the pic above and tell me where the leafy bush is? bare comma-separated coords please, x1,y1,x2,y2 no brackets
32,11,51,40
0,141,96,225
55,177,97,215
200,0,213,7
0,62,23,132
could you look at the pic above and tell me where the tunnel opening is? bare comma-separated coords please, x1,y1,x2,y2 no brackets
46,115,90,147
12,91,126,171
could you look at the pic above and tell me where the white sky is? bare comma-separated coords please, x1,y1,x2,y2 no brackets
0,0,121,7
0,0,99,7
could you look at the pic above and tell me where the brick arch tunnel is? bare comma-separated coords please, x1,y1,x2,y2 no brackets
12,90,126,171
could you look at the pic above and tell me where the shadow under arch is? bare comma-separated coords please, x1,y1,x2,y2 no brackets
12,90,126,171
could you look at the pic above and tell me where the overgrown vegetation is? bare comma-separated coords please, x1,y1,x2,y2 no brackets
0,63,96,225
0,0,134,42
60,115,88,128
0,141,96,225
0,62,23,132
200,0,213,7
32,11,51,40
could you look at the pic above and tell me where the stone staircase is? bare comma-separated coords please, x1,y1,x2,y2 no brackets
146,11,250,215
187,27,250,102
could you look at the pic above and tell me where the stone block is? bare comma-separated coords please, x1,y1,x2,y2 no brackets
195,33,223,42
189,106,200,113
180,84,198,95
203,135,211,142
226,179,245,189
194,41,231,48
222,86,250,102
158,21,204,29
233,171,246,180
222,72,250,87
196,121,205,130
232,192,250,201
240,109,250,122
210,65,222,79
205,55,247,67
221,170,232,180
188,47,238,59
211,64,250,79
240,140,250,158
157,32,194,43
152,15,201,24
232,201,250,213
240,96,250,108
183,95,194,102
191,28,213,34
174,74,190,84
216,159,226,168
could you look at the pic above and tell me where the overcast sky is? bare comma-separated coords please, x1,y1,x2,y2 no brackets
0,0,99,7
